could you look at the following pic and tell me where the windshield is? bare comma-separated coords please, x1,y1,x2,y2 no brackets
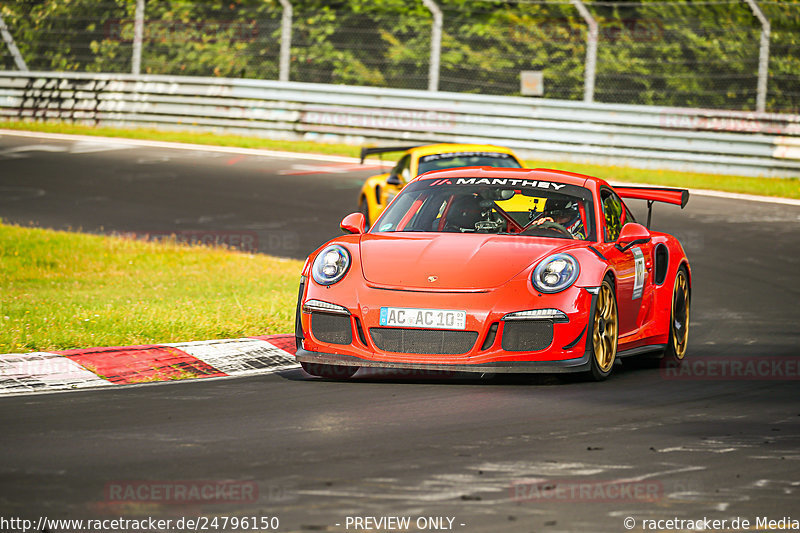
417,152,521,175
372,176,596,241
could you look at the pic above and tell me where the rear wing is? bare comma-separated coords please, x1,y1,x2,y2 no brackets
360,145,421,164
614,186,689,208
614,186,689,228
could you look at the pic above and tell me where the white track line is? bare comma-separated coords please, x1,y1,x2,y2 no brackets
0,129,363,163
2,129,798,206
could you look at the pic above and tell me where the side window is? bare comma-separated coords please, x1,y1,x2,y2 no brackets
601,190,624,242
623,203,634,225
392,155,411,183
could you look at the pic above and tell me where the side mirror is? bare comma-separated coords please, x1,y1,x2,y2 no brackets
340,212,366,235
386,172,401,186
616,222,651,252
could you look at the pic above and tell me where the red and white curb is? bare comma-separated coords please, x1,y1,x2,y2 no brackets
0,335,298,396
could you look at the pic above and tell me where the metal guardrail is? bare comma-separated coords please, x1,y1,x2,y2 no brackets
1,71,799,177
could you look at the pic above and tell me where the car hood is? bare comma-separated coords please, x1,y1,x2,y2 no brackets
360,233,583,290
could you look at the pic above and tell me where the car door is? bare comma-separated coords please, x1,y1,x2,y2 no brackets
598,189,652,336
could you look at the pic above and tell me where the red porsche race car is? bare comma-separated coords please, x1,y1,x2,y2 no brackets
295,167,691,381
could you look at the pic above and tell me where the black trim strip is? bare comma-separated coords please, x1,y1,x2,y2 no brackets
354,316,369,347
616,344,666,358
563,323,588,350
294,277,306,347
481,322,499,351
367,285,490,294
584,289,601,355
587,245,607,261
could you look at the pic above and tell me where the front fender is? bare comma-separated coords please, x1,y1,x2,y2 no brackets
570,246,613,289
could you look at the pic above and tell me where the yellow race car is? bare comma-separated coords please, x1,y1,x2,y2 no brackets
357,143,524,228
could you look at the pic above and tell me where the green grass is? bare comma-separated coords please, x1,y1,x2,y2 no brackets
0,221,302,353
3,119,799,199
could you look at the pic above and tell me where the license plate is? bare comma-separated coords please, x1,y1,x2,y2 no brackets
379,307,467,330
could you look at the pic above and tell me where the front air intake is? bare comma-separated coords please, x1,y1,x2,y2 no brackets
311,313,353,345
370,328,478,355
501,320,554,352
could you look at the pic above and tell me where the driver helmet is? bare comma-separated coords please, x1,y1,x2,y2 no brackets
544,198,582,236
446,193,484,230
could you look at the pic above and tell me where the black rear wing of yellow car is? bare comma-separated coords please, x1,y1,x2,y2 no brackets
360,145,423,164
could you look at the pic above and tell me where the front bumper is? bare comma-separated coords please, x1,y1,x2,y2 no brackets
297,276,598,373
295,347,591,374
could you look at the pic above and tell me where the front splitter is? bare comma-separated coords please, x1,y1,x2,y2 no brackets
295,347,591,374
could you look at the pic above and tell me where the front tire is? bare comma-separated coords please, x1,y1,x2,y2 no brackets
588,279,619,381
301,362,359,379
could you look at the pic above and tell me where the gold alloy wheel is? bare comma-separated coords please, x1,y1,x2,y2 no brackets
593,281,619,373
671,269,690,359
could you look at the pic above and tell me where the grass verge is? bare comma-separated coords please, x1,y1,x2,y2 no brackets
0,221,301,353
3,120,799,199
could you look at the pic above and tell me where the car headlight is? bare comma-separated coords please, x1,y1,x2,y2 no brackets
311,245,351,286
532,253,579,293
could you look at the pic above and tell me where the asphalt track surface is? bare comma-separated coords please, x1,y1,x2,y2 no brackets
1,133,799,532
